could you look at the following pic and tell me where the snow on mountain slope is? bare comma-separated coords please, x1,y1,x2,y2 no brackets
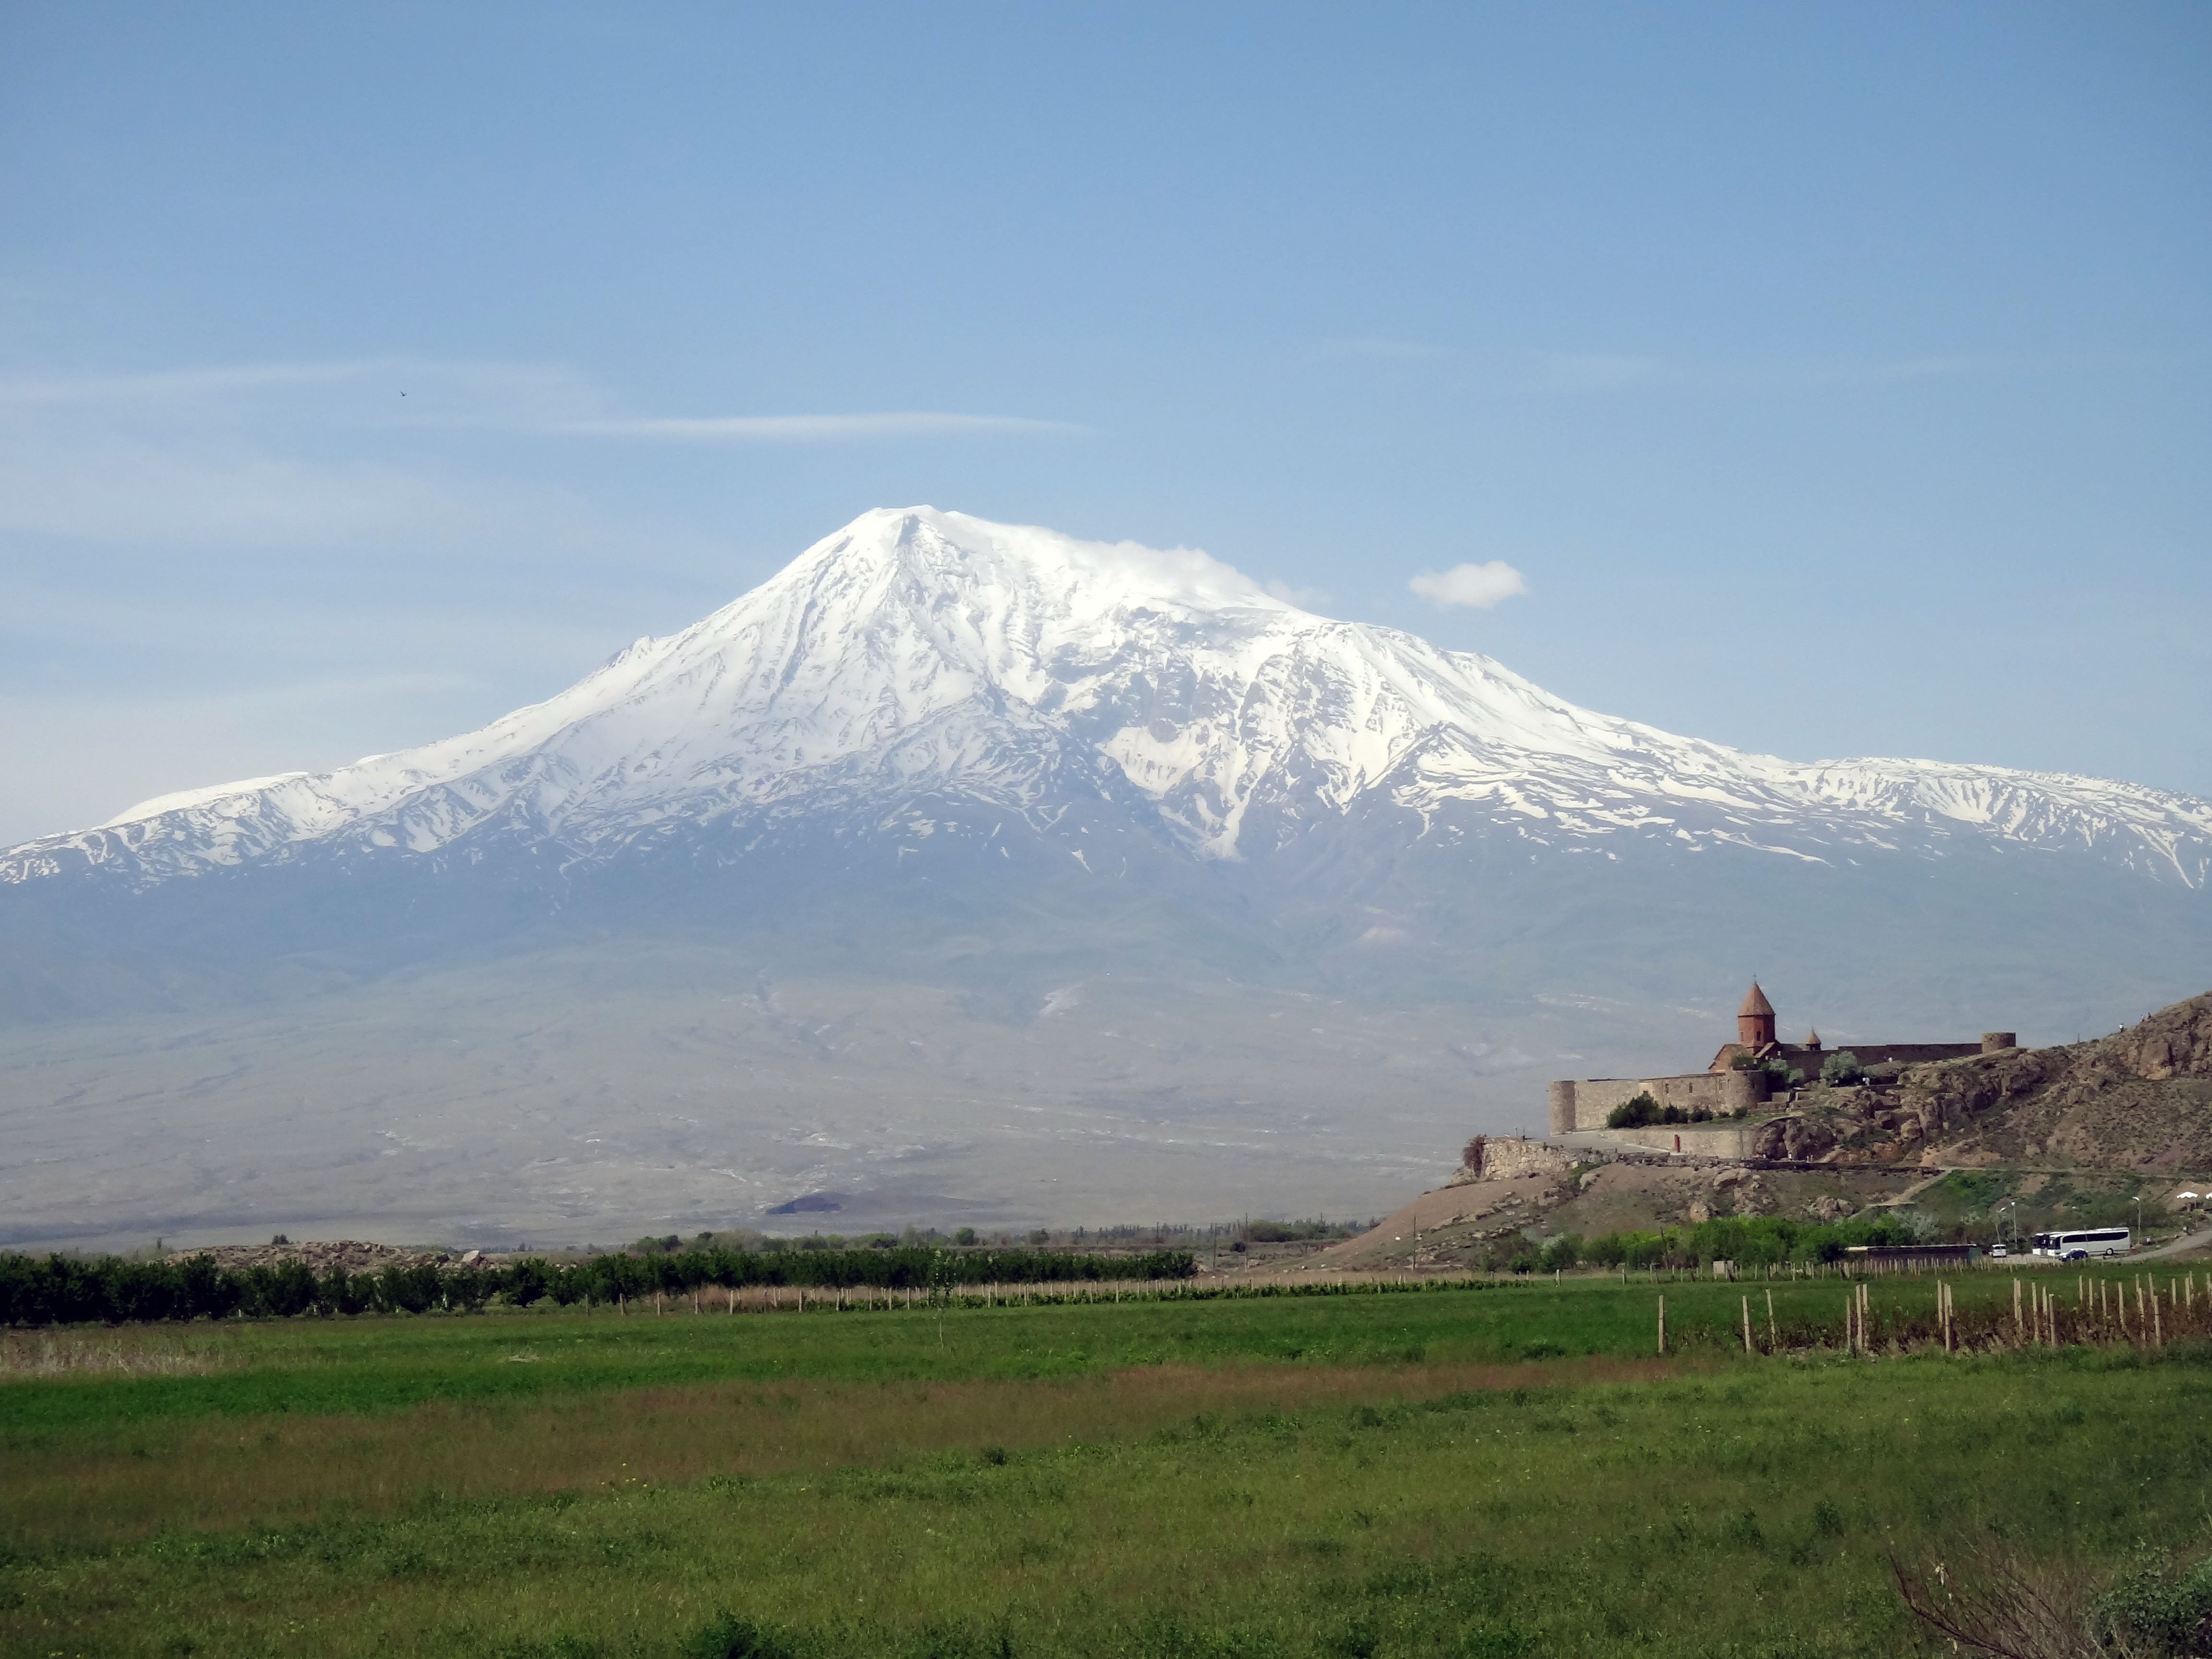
6,506,2210,890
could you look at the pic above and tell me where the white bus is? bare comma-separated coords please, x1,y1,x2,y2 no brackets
2031,1227,2131,1260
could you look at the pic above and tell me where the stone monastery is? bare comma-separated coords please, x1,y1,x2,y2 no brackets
1546,982,2017,1135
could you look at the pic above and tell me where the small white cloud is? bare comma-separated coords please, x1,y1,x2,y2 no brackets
1264,578,1330,608
1408,561,1529,610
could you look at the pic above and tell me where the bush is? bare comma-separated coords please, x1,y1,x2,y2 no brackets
685,1613,797,1659
1582,1234,1626,1267
1579,1211,1916,1276
952,1227,977,1247
2090,1546,2212,1654
1605,1093,1662,1129
1537,1236,1581,1273
1819,1050,1865,1087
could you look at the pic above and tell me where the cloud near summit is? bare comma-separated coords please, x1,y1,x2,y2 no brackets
1407,561,1529,609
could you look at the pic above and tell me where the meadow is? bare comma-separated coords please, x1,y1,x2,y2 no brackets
5,1271,2211,1658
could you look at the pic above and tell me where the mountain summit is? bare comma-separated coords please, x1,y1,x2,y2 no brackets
11,506,2209,893
3,509,2207,1247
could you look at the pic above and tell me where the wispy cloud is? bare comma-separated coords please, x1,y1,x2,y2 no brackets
0,356,1084,554
1263,578,1330,608
0,357,589,418
1408,561,1528,610
1532,349,2131,395
0,358,1082,439
560,412,1086,442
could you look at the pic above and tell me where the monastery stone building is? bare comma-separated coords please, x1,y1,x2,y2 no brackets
1546,982,2017,1135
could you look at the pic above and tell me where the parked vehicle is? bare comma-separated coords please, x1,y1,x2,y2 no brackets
2032,1227,2131,1260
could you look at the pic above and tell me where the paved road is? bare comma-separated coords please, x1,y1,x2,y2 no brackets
2137,1226,2212,1261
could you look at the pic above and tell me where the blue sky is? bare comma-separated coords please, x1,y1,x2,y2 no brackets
2,2,2206,843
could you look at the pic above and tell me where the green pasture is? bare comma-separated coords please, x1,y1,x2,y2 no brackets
0,1266,2119,1430
6,1272,2210,1658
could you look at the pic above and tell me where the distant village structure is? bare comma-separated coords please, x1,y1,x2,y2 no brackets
1546,982,2018,1135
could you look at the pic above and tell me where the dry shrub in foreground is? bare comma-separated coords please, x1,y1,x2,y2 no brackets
1891,1540,2133,1659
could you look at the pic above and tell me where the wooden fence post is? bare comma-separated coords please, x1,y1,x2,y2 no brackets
1658,1295,1666,1355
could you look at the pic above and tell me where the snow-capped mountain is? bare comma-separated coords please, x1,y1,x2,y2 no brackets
5,507,2208,1249
7,506,2209,894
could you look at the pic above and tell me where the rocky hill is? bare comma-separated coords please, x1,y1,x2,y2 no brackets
1904,991,2212,1170
1306,997,2212,1271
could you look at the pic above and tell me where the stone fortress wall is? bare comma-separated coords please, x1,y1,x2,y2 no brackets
1546,981,2018,1137
1548,1070,1768,1134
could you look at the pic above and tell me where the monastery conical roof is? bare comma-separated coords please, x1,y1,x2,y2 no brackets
1739,982,1774,1018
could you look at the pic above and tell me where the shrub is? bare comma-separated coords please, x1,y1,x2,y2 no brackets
953,1227,977,1247
1892,1540,2105,1659
1605,1093,1662,1129
1537,1235,1582,1273
685,1613,797,1659
2090,1546,2212,1654
1819,1050,1865,1087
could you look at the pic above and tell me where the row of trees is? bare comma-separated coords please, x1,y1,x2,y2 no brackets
0,1243,1198,1329
1510,1210,1920,1275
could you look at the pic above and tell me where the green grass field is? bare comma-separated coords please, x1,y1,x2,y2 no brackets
5,1272,2209,1658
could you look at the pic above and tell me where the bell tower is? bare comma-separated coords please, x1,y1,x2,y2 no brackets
1737,982,1776,1052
